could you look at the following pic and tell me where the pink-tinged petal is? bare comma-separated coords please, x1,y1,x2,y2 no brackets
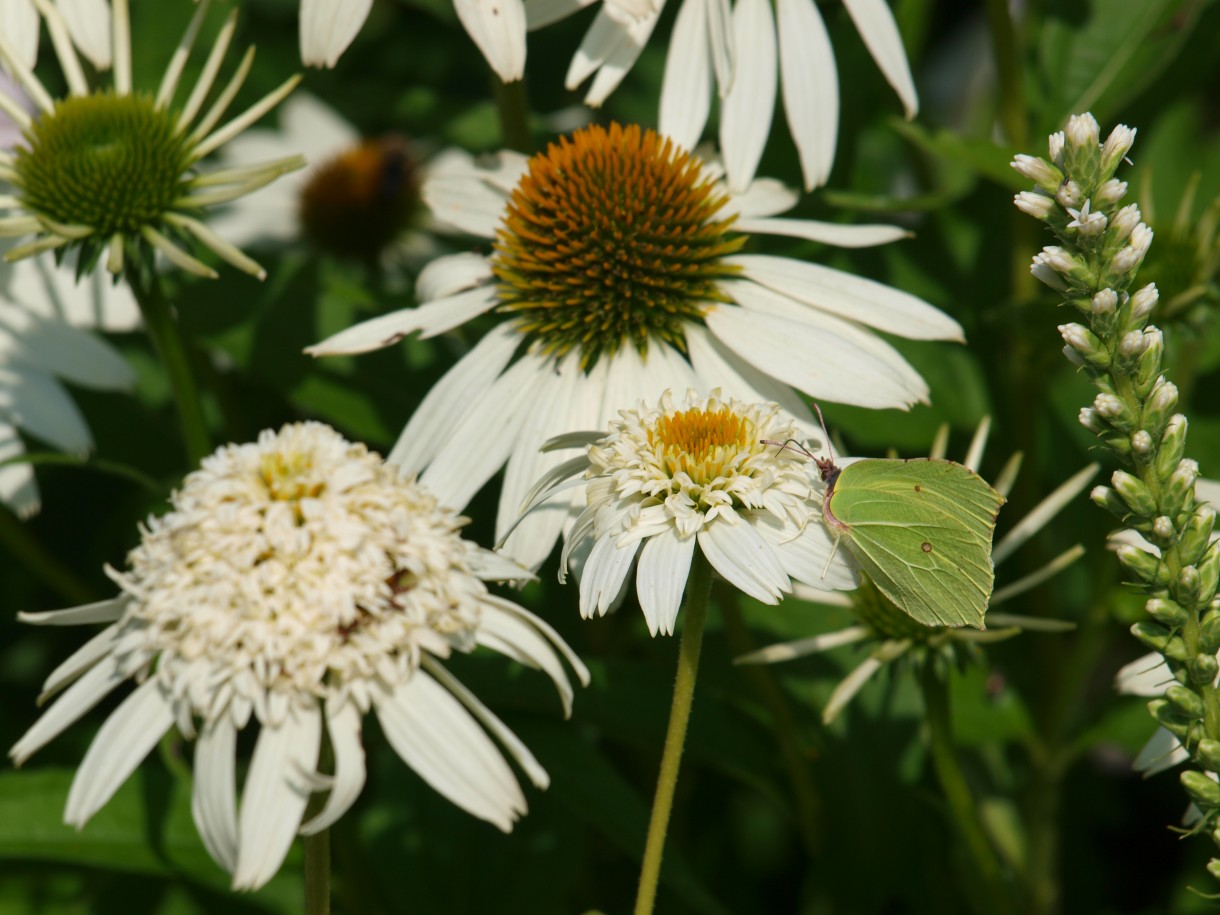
232,705,322,890
636,529,696,636
64,679,175,826
777,0,836,189
842,0,918,118
300,0,374,68
454,0,527,82
719,0,776,192
192,718,239,873
659,0,711,149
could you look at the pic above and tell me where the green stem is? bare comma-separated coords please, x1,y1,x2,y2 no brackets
491,75,531,154
0,502,94,604
633,551,713,915
921,661,1013,915
304,828,331,915
125,266,212,466
984,0,1027,149
720,590,823,856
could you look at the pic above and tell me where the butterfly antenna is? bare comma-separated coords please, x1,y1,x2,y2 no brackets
760,438,817,460
812,402,835,464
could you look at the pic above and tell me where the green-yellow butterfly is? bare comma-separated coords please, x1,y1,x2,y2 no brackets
770,425,1005,629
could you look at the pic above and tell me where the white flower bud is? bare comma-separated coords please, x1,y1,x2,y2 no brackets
1113,224,1153,274
1014,190,1055,219
1153,515,1175,539
1101,124,1137,173
1129,284,1159,322
1063,345,1085,367
1011,154,1063,190
1057,180,1086,208
1110,204,1142,242
1118,330,1146,358
1066,113,1101,152
1092,289,1118,316
1132,430,1153,455
1048,131,1066,164
1079,407,1106,432
1094,392,1125,419
1032,255,1067,291
1095,178,1128,207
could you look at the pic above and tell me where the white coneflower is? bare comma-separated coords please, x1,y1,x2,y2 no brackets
517,389,859,635
738,418,1095,724
9,422,588,891
528,0,917,191
0,0,304,279
308,123,962,569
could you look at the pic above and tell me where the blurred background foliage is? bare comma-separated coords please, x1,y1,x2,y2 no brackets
3,0,1220,912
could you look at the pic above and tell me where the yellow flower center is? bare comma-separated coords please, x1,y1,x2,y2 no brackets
648,405,755,485
491,123,746,369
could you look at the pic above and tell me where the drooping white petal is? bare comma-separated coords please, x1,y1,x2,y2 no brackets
35,623,121,700
482,592,591,693
696,519,788,603
735,625,870,665
579,531,641,617
416,254,495,302
0,422,36,515
635,529,696,636
300,700,366,835
842,0,918,118
730,253,964,341
752,512,859,590
387,322,520,473
582,8,660,106
375,671,526,831
0,300,135,389
721,177,797,219
18,595,127,626
454,0,527,83
719,0,776,192
992,463,1099,565
232,704,322,890
424,172,512,238
0,366,92,454
420,350,550,510
192,718,239,874
64,679,175,826
777,0,836,189
704,304,922,409
0,1,39,70
6,252,140,331
1115,652,1171,697
9,651,127,765
299,0,374,68
1134,726,1188,776
658,0,711,150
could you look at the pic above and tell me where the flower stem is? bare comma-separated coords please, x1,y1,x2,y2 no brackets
124,265,212,466
304,827,331,915
491,75,531,154
920,661,1013,915
633,550,713,915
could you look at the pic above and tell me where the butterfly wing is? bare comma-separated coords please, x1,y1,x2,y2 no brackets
829,459,1005,628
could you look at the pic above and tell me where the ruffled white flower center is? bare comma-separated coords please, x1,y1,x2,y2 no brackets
106,422,488,727
586,391,816,541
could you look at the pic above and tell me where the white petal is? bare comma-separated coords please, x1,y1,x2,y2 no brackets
658,0,711,150
9,651,126,765
424,173,511,238
0,366,90,452
723,279,927,397
730,253,964,341
300,700,366,835
300,0,373,68
706,0,734,93
582,10,659,106
0,1,39,70
232,705,322,890
282,92,362,156
704,304,922,409
992,463,1099,565
719,0,776,192
454,0,527,82
635,530,696,636
696,520,788,603
579,533,641,617
735,216,909,248
388,322,520,473
417,253,495,302
735,625,869,664
6,252,140,331
306,285,498,355
777,0,836,189
822,654,885,724
192,718,239,873
375,671,525,831
1134,726,1188,776
36,623,121,700
1115,653,1172,697
596,340,697,430
477,601,578,715
722,177,797,219
422,658,550,788
842,0,918,118
752,512,858,590
64,679,175,826
0,422,36,515
483,593,591,692
18,595,127,626
55,0,112,70
525,0,598,29
420,351,549,510
0,300,135,389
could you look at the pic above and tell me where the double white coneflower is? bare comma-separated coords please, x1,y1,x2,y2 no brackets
10,422,588,890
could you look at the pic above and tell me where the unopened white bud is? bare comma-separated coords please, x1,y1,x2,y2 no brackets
1092,289,1118,316
1011,154,1063,191
1153,515,1175,539
1066,113,1101,152
1101,124,1137,173
1096,178,1128,207
1110,204,1142,242
1048,131,1066,164
1132,430,1153,455
1014,190,1056,219
1129,284,1159,322
1094,392,1125,419
1057,180,1086,208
